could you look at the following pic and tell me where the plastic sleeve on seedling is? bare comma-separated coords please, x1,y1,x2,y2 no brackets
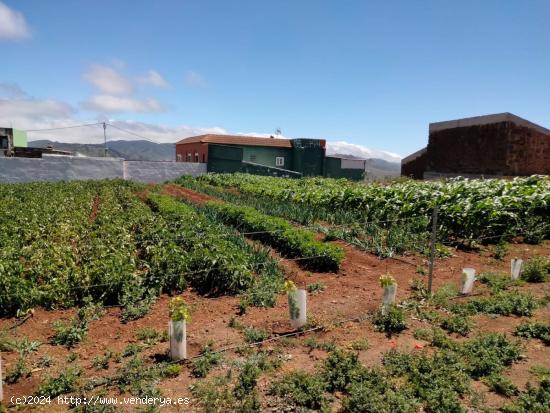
169,320,187,361
511,258,523,280
461,268,476,294
288,289,307,329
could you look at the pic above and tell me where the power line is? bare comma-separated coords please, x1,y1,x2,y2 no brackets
24,123,103,132
106,123,160,144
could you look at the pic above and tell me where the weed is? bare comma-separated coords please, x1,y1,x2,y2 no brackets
307,282,326,294
36,355,53,368
373,306,407,336
454,291,538,317
243,327,270,343
5,355,30,384
135,327,167,345
502,378,550,413
349,338,370,351
441,314,474,336
92,351,112,370
430,283,458,308
461,333,522,378
479,272,515,293
484,374,518,397
269,370,328,410
51,316,88,348
36,367,81,397
158,363,182,378
515,322,550,345
122,343,145,357
322,349,365,392
494,241,508,261
304,337,337,353
530,365,550,380
192,343,223,378
521,256,550,283
66,352,78,363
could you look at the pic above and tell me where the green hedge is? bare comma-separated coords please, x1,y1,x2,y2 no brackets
203,201,344,272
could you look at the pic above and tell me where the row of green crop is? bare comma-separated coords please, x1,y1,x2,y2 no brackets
192,173,550,243
0,180,284,317
201,201,344,272
176,176,432,258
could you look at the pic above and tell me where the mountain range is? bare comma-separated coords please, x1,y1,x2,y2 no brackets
29,139,401,178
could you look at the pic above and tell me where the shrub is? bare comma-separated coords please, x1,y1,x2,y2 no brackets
494,241,508,261
440,315,474,336
51,317,88,348
349,338,369,351
135,327,167,345
269,370,328,410
461,333,522,378
515,322,550,345
521,256,550,283
484,374,518,397
373,306,407,336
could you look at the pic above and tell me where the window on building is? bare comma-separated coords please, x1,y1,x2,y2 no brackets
275,156,285,167
202,154,206,163
249,154,257,162
195,153,199,162
187,153,192,162
177,154,182,162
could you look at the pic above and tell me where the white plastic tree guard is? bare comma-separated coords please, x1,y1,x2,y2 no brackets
288,289,307,329
382,284,397,314
461,268,476,294
511,258,523,280
169,320,187,361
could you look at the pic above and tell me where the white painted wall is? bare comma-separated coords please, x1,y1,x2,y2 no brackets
0,155,206,183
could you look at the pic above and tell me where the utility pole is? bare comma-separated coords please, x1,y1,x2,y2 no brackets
103,122,107,157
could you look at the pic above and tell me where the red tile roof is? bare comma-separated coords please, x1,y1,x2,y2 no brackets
176,134,293,148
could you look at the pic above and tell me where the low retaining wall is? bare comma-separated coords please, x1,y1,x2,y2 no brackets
0,155,206,183
123,160,206,183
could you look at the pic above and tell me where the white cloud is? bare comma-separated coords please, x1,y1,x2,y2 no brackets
0,98,74,123
137,70,169,88
184,70,206,87
83,64,133,95
0,1,30,40
0,82,27,98
326,141,402,162
82,95,165,113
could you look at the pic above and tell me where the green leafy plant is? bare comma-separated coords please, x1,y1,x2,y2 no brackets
373,306,407,336
440,315,474,336
168,297,190,321
36,367,81,397
192,343,223,378
269,370,328,410
521,256,550,283
483,373,518,397
243,327,270,343
307,282,325,294
515,322,550,345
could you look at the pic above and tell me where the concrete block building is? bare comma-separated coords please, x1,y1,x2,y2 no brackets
176,134,366,179
401,113,550,179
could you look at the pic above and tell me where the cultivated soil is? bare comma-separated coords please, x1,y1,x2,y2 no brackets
1,185,549,412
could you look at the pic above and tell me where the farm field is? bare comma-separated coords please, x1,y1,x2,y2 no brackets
0,176,549,412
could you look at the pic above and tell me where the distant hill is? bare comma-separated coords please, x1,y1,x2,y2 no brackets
332,153,401,179
29,140,175,161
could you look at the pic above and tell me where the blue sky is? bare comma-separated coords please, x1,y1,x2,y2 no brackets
1,0,549,159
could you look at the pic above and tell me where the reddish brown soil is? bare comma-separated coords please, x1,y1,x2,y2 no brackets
1,185,549,412
88,193,100,224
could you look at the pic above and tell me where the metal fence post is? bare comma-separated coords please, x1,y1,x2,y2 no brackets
428,206,439,295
